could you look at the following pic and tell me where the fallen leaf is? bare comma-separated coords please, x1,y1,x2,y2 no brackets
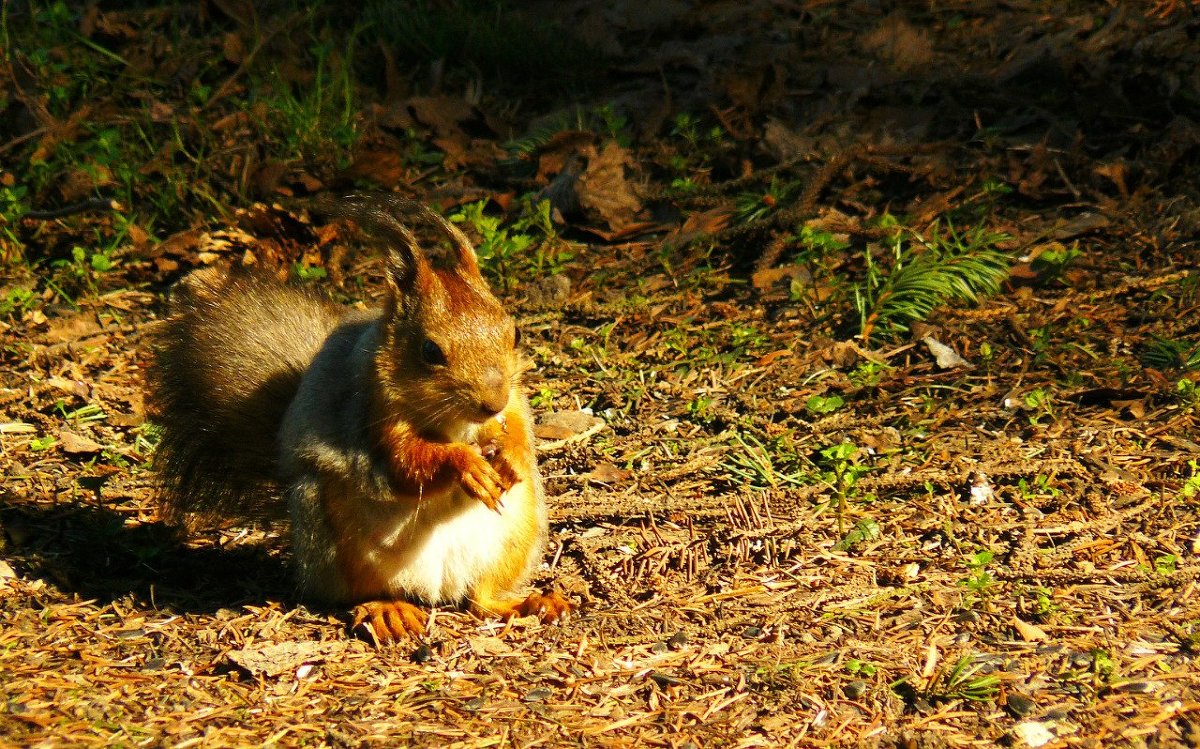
755,349,792,367
751,264,809,291
585,462,633,484
922,336,972,370
227,641,347,678
344,149,407,187
59,430,103,454
861,15,933,72
662,207,732,251
536,410,604,440
534,130,595,183
577,141,643,230
44,312,103,344
1012,617,1049,642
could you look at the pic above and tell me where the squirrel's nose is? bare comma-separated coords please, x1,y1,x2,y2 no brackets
478,370,509,417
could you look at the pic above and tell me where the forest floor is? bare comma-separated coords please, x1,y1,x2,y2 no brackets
1,2,1199,747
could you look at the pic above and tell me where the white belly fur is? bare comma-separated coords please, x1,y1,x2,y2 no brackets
364,479,536,604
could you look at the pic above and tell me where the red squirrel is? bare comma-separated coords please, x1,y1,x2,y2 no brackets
148,194,570,643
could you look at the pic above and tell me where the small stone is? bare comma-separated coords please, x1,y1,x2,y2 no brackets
843,680,868,699
464,697,486,711
1006,692,1037,718
411,645,433,664
667,631,689,649
741,626,762,639
649,671,683,688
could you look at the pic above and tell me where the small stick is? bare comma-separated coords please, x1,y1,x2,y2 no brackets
22,198,123,221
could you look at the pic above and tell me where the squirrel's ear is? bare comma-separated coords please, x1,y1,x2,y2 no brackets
417,206,482,279
444,221,483,279
384,230,428,296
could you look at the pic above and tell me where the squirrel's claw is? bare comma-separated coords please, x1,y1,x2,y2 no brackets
514,590,572,624
457,448,507,512
352,600,428,645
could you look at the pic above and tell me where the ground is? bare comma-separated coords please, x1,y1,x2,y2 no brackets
1,2,1199,747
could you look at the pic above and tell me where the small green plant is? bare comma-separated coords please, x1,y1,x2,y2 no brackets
1017,473,1061,500
796,225,851,257
817,442,873,532
686,395,715,424
670,113,724,153
958,550,996,604
1180,459,1200,500
1021,387,1055,425
1090,648,1116,683
1017,584,1058,620
530,386,555,409
29,435,57,452
724,433,810,490
57,401,106,425
833,518,881,552
294,263,328,282
256,37,359,165
51,244,119,297
1141,337,1200,371
735,178,798,224
451,199,575,288
846,658,878,678
848,361,889,388
1031,242,1083,283
0,287,37,318
451,201,535,289
925,655,1001,703
1154,554,1177,575
669,176,701,194
1178,378,1199,408
854,222,1009,342
805,394,845,415
667,113,725,175
593,104,630,146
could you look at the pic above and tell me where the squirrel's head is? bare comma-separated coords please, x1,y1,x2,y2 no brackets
367,201,522,442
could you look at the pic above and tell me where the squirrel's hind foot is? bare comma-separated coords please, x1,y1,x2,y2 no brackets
352,600,428,645
473,589,572,625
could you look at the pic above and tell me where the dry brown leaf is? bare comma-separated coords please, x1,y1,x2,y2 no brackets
1012,617,1049,642
44,312,103,344
59,431,103,455
577,141,643,231
861,15,933,72
227,641,348,678
662,208,732,250
535,131,595,183
536,410,604,440
585,462,633,485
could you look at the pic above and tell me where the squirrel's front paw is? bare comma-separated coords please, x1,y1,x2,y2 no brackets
480,441,519,493
454,447,506,511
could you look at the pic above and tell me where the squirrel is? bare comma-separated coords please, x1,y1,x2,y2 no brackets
147,194,571,644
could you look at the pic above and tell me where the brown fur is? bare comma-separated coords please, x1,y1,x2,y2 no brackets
148,195,568,643
148,268,342,527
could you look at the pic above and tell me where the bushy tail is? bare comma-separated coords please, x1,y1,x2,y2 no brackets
147,267,342,529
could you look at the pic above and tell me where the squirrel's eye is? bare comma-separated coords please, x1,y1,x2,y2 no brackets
513,328,521,347
421,339,447,366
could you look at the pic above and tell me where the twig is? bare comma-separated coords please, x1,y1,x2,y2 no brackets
22,198,123,221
